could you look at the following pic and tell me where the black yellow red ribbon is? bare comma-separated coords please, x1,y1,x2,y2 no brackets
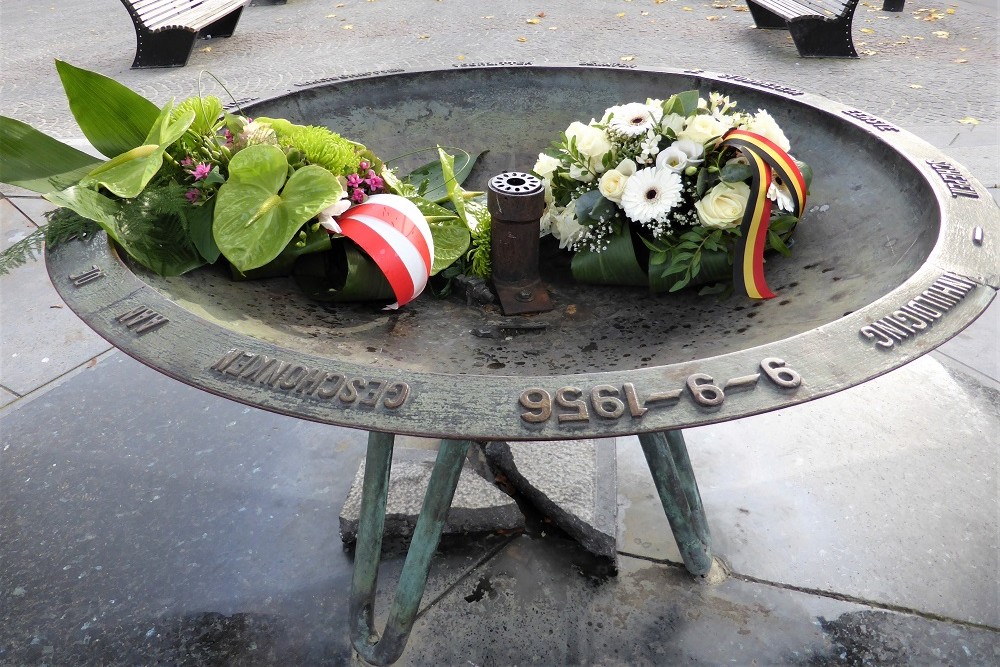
720,129,807,299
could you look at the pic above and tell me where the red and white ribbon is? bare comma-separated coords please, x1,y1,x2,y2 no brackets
336,194,434,308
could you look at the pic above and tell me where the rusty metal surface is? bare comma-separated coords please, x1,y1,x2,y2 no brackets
46,65,1000,441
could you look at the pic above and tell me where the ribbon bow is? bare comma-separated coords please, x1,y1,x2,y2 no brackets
720,129,807,299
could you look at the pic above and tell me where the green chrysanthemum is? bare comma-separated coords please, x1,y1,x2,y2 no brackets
172,95,224,135
258,117,362,176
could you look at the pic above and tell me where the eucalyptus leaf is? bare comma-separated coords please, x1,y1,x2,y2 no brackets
55,60,160,158
664,90,700,117
720,162,753,184
0,116,101,193
214,145,343,271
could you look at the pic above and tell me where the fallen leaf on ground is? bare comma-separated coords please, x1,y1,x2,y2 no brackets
50,304,63,309
199,47,211,53
682,6,693,11
342,24,353,30
954,58,968,63
908,84,923,89
621,55,636,61
617,12,626,17
548,26,558,30
947,8,955,14
861,27,874,34
325,14,336,18
526,18,541,24
517,36,528,42
418,34,429,39
932,30,949,38
641,10,650,15
87,358,97,368
456,55,465,60
958,117,980,126
707,15,721,21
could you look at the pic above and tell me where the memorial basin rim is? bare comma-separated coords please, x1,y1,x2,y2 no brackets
46,64,1000,442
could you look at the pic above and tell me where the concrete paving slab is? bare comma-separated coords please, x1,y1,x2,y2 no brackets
398,535,998,665
0,255,111,395
0,198,38,253
486,439,618,561
0,385,17,408
936,295,1000,382
0,352,517,664
6,196,56,229
338,447,524,543
617,355,1000,627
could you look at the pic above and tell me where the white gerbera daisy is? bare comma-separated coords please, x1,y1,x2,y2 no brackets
767,178,795,212
620,167,683,224
606,102,657,137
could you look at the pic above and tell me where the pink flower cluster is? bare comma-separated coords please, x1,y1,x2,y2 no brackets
345,160,385,204
181,156,214,204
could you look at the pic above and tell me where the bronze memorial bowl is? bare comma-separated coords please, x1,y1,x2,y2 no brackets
46,65,1000,443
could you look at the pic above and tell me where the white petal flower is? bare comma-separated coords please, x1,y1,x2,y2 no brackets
767,179,795,212
605,102,658,137
615,158,637,177
317,196,352,233
672,139,705,164
569,164,595,183
551,201,585,249
620,168,683,224
660,113,685,136
747,109,791,152
533,153,562,179
655,146,688,173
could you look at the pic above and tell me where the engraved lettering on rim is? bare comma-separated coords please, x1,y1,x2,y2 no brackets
926,160,980,199
452,61,532,68
518,360,803,425
116,305,169,335
294,69,406,87
209,349,411,410
717,74,804,96
842,109,900,132
69,265,105,287
860,273,977,348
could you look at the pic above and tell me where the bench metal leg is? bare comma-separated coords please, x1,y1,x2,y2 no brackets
638,429,713,575
787,18,859,58
746,2,788,29
132,28,198,68
350,432,470,666
200,6,245,39
882,0,904,11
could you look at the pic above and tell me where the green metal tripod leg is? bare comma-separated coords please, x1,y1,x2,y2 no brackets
637,429,713,575
350,432,470,666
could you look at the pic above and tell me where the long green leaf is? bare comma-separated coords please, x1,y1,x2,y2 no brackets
294,240,394,302
0,117,101,193
571,228,647,287
400,148,482,203
56,60,160,158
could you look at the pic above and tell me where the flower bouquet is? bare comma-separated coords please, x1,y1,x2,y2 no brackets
533,90,811,298
0,61,490,308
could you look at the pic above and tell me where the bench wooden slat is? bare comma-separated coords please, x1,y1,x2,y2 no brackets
746,0,860,57
119,0,250,68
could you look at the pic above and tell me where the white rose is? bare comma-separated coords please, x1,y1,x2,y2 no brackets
598,169,630,203
565,121,612,172
747,109,791,152
678,114,729,145
660,112,685,136
695,181,751,229
615,158,637,177
533,153,562,180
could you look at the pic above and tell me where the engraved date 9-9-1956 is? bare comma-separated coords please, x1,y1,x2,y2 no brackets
519,358,801,425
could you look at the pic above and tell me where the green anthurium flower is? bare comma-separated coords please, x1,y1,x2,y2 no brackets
213,144,343,272
80,102,194,199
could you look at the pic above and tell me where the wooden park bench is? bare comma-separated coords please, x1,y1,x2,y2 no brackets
745,0,861,58
119,0,251,69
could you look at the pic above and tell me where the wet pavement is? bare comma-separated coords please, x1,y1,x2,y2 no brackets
1,0,998,665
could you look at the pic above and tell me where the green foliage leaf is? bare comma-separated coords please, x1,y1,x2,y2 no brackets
213,145,342,271
400,148,481,203
767,230,792,257
571,228,647,287
186,199,220,263
45,185,204,276
795,160,813,191
80,104,195,199
663,90,700,117
720,162,753,184
0,116,101,193
293,240,394,302
428,223,470,275
55,60,160,158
